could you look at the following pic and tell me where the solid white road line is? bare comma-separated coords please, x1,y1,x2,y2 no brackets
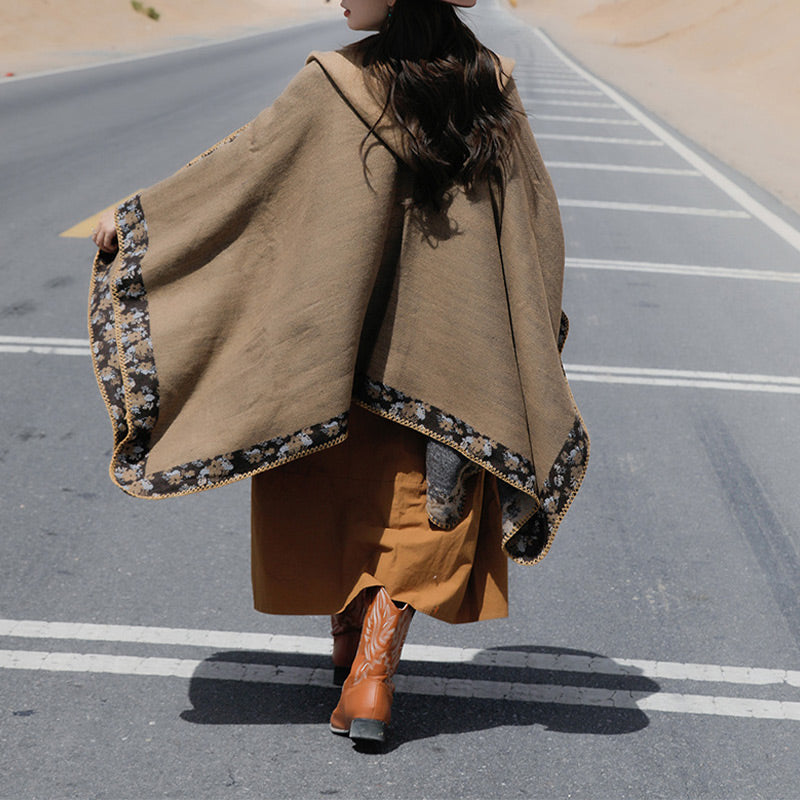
534,115,640,126
548,162,701,176
2,649,799,721
534,29,800,255
534,133,663,146
565,365,800,395
567,256,800,283
2,619,798,687
558,199,750,218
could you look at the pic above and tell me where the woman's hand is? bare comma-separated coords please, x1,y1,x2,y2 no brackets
91,208,119,253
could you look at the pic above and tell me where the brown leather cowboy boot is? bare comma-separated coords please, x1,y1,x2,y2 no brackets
329,587,414,744
330,589,370,685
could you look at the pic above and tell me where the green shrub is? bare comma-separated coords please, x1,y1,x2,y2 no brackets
130,1,160,21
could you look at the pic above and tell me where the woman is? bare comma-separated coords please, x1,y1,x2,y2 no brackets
90,0,589,746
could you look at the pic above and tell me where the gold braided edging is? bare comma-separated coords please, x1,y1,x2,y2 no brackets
87,197,588,563
88,194,354,500
352,378,588,566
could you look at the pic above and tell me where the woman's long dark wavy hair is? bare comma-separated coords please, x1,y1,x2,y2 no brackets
347,0,520,211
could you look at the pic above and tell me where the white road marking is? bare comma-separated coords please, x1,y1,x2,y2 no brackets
2,619,798,687
534,29,800,254
526,87,605,96
0,345,89,356
0,336,88,346
0,650,800,721
559,199,750,218
0,335,89,356
532,100,619,108
534,114,640,126
2,649,800,721
565,365,800,394
548,162,701,176
515,68,579,74
534,133,663,146
530,79,595,87
567,256,800,283
2,619,800,721
4,337,798,393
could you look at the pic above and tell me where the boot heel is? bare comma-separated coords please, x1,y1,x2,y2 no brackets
349,718,387,743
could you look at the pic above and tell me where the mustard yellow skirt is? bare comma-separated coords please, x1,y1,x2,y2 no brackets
250,404,508,623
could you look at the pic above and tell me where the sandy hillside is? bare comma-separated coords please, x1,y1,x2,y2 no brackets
0,0,339,75
513,0,800,214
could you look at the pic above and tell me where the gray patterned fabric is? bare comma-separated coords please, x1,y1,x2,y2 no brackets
425,440,481,529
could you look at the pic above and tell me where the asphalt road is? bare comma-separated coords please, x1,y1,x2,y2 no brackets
2,2,800,798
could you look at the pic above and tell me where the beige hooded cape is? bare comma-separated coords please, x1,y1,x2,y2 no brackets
88,48,589,565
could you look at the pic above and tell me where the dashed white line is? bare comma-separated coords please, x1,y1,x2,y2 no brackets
531,99,618,108
559,199,750,218
0,336,88,347
515,68,579,75
534,133,664,146
565,365,800,394
0,335,89,356
526,87,604,96
534,115,640,126
529,79,594,87
547,162,701,176
566,257,800,283
533,28,800,254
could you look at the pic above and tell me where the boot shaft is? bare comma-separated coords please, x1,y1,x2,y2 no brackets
350,587,414,687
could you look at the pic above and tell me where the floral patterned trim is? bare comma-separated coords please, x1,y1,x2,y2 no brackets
503,417,589,564
88,250,128,447
87,197,588,562
354,377,589,565
112,412,349,498
355,378,539,492
88,194,349,498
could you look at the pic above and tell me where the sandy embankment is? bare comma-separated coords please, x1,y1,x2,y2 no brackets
0,0,340,75
512,0,800,215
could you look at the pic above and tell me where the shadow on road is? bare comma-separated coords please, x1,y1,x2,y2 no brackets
180,644,657,749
